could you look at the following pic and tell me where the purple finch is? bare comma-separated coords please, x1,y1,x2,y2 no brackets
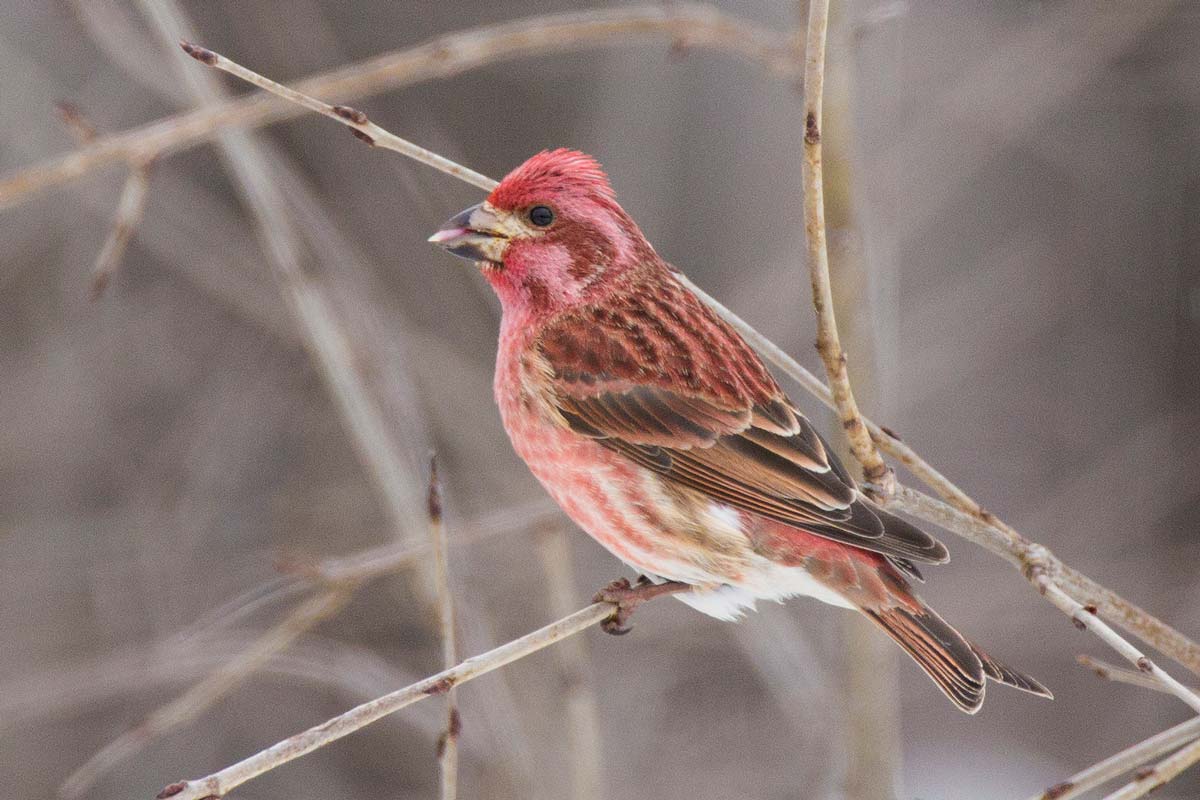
430,149,1049,713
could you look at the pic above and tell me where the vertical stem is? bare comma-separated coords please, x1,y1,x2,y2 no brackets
427,458,460,800
800,0,895,498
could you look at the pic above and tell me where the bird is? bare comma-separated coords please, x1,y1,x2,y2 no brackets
429,148,1050,713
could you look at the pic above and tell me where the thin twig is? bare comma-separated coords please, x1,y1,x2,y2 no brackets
155,603,615,800
1034,581,1200,714
1029,717,1200,800
89,158,152,298
60,586,355,800
180,41,494,192
799,0,894,499
534,524,603,800
0,5,797,210
53,100,153,297
427,458,460,800
1077,655,1177,696
1100,737,1200,800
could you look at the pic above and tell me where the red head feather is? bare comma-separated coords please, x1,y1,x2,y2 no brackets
488,149,616,211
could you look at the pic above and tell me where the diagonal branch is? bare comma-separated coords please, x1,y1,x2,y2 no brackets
1030,717,1200,800
156,603,615,800
1100,737,1200,800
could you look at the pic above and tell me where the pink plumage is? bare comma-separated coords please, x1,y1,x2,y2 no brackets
430,149,1050,713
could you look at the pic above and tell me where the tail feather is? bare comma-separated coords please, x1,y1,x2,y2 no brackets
974,645,1054,699
865,604,1051,713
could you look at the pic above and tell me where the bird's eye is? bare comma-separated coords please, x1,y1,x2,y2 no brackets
528,205,555,227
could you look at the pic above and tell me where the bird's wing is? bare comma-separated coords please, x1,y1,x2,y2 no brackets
535,281,948,564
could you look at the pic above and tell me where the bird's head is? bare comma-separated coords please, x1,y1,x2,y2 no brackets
429,149,649,318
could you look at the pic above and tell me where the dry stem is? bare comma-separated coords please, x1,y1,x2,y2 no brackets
1033,581,1200,713
0,5,796,211
427,458,460,800
1077,655,1175,695
799,0,894,499
1030,717,1200,800
1100,737,1200,800
156,603,614,800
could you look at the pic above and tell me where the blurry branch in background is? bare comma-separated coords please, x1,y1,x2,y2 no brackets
0,4,799,210
533,523,604,800
61,496,560,799
59,586,357,800
137,0,435,579
799,0,894,500
156,603,617,800
158,38,1200,799
53,101,153,297
426,458,461,800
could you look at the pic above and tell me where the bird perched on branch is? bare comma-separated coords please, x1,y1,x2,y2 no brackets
430,148,1050,713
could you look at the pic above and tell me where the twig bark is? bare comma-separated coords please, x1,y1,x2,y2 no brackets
1100,737,1200,800
0,4,797,211
1030,717,1200,800
1033,581,1200,713
427,458,460,800
155,603,615,800
799,0,894,499
1076,655,1175,695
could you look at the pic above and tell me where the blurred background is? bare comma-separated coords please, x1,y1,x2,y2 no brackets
2,1,1199,798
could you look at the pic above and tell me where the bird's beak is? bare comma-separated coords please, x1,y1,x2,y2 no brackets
428,202,511,264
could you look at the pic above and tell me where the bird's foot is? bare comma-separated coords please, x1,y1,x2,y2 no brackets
593,576,690,635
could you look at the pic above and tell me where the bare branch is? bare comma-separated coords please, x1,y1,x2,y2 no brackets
1100,737,1200,800
799,0,894,499
1077,655,1178,696
0,5,797,210
1034,581,1200,713
155,603,615,800
427,457,460,800
1029,717,1200,800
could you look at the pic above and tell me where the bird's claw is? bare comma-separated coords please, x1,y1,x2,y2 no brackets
593,576,687,636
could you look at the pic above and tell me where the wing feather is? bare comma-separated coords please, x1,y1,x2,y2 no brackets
535,284,949,565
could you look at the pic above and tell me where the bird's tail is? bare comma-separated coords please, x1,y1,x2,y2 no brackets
863,603,1052,714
